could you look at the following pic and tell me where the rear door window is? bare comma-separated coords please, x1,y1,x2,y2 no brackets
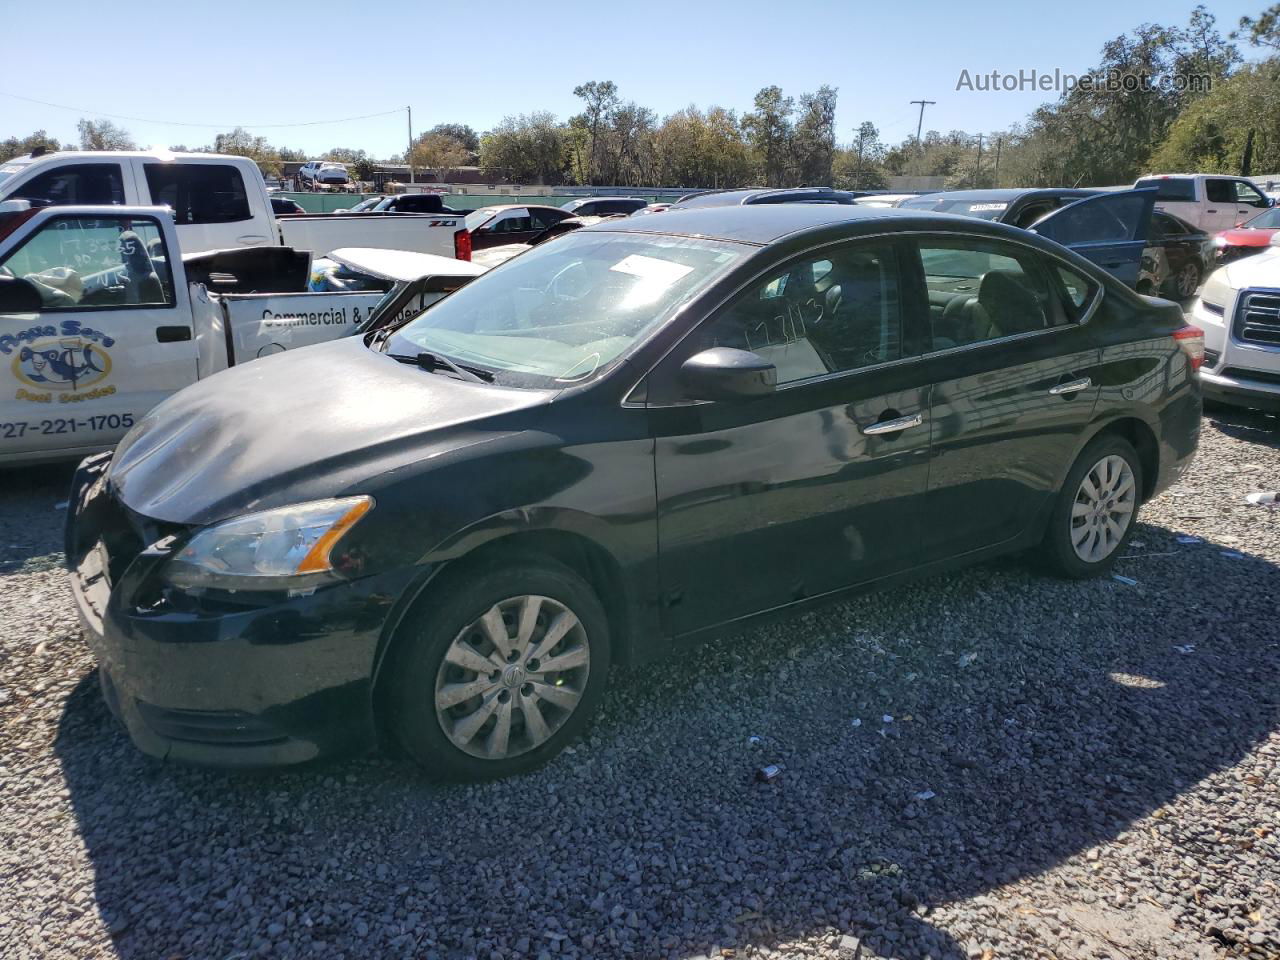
144,163,251,224
1134,177,1197,202
11,164,125,206
1205,179,1235,204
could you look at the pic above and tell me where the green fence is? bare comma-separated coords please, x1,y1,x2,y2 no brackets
278,192,685,214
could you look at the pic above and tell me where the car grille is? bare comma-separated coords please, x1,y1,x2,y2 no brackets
1234,290,1280,347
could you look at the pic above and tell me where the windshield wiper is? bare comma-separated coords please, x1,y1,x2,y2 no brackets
388,351,493,383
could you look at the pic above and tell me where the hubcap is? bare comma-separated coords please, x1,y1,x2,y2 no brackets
1070,454,1137,563
1177,264,1199,298
434,595,590,760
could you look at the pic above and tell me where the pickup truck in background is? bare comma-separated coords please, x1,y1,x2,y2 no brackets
0,203,485,465
1133,173,1275,232
0,151,471,260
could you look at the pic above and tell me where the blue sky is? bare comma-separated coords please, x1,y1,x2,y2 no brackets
0,0,1267,158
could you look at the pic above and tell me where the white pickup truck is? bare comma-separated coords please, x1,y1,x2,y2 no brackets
0,150,471,260
1192,234,1280,412
0,203,485,465
1133,173,1275,233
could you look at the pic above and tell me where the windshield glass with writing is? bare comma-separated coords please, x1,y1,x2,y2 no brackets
385,231,746,387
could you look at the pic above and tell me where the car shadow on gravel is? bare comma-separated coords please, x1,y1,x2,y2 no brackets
1205,406,1280,450
54,537,1280,960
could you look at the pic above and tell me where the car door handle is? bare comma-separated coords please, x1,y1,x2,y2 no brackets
1206,208,1218,214
1048,377,1092,396
236,234,270,244
155,326,192,343
862,413,924,435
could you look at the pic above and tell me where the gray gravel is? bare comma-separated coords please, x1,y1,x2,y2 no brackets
2,408,1278,960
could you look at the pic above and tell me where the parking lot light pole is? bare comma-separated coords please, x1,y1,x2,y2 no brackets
407,106,415,185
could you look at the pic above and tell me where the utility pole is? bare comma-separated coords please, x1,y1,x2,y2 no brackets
993,136,1002,187
407,106,414,184
910,99,936,151
974,133,984,187
853,126,866,190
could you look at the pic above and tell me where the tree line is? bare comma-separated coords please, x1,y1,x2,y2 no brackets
4,4,1278,191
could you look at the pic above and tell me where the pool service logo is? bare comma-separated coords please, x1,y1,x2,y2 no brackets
1,320,117,404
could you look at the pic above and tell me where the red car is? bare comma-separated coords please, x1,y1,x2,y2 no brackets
1212,206,1280,264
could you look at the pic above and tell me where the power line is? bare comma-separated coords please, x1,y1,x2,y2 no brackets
0,90,405,130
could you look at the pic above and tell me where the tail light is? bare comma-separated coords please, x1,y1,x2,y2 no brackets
1173,324,1205,372
453,227,472,262
0,202,40,246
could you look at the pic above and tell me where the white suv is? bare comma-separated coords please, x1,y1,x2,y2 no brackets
1192,234,1280,411
298,161,350,188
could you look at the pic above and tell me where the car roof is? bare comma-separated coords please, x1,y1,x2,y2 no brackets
583,203,980,245
905,188,1099,202
674,187,854,208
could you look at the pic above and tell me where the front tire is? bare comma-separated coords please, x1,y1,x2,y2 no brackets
386,557,611,781
1038,435,1143,578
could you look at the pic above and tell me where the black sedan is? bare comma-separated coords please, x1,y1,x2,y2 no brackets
1141,211,1211,300
67,205,1203,780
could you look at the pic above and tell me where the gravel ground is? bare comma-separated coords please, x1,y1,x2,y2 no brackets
1,408,1278,960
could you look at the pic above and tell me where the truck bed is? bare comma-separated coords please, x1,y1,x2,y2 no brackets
276,212,466,260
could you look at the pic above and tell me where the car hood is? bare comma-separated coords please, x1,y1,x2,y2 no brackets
1219,227,1278,247
1219,247,1280,290
109,337,556,526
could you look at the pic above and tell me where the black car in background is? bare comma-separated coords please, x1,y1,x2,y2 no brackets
68,203,1202,780
1140,210,1211,300
462,204,575,249
899,188,1102,228
269,196,307,215
371,194,461,214
560,196,648,217
672,186,864,208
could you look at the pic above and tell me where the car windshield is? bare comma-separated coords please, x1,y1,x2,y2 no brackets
384,230,746,387
464,208,499,231
0,159,33,187
898,196,1010,220
1243,207,1280,229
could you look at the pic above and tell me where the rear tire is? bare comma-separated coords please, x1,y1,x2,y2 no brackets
385,557,611,781
1038,435,1144,579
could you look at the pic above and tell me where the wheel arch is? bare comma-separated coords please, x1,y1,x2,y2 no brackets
369,524,639,735
1082,415,1161,501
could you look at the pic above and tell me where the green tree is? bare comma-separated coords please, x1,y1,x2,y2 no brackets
570,80,620,184
1235,3,1280,49
743,85,794,186
791,85,839,185
428,124,479,154
833,122,887,190
1,130,60,159
212,127,282,176
77,118,135,151
1149,59,1280,174
479,112,567,184
410,133,470,183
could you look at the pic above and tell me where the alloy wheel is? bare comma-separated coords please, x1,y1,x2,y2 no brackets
434,595,590,760
1070,454,1137,563
1175,263,1200,299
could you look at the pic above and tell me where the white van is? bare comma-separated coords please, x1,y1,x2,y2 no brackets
1133,174,1274,233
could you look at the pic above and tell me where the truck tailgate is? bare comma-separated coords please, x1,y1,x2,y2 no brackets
277,213,465,260
199,288,387,370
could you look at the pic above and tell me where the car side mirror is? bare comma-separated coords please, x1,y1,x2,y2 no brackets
680,347,776,400
0,275,43,312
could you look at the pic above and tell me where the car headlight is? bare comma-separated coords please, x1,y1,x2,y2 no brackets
165,496,372,593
